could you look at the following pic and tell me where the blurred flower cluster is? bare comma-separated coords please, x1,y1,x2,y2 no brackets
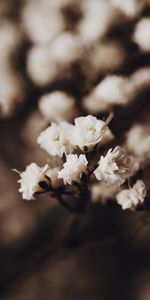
0,1,150,298
0,0,150,217
18,114,147,211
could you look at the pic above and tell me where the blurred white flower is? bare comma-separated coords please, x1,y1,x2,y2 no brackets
58,154,88,185
78,0,120,44
27,33,83,86
125,124,150,161
95,76,135,105
133,18,150,52
50,32,83,64
0,70,25,117
94,146,131,186
27,44,56,86
0,20,22,64
72,115,107,151
18,163,48,200
37,122,72,157
38,91,77,122
22,0,65,44
110,0,145,18
116,180,146,210
83,75,135,113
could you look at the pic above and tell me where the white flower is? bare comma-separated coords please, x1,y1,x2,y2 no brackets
22,0,65,44
0,20,22,63
71,115,107,151
18,163,48,200
133,17,150,52
50,32,83,65
58,154,88,185
78,0,120,44
125,124,150,160
116,180,146,210
37,122,72,157
27,44,56,87
27,33,83,87
38,91,76,122
94,75,135,106
0,70,25,117
131,67,150,91
94,146,131,186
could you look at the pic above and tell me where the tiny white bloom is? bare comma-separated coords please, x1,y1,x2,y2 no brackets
116,180,146,210
58,154,88,185
18,163,48,200
71,115,107,151
133,17,150,52
94,146,131,186
37,122,72,157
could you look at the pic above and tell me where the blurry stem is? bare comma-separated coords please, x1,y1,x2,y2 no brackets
53,176,91,214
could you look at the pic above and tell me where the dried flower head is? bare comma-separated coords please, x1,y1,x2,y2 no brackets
37,122,72,157
94,146,131,186
72,115,108,151
18,163,48,200
58,154,88,185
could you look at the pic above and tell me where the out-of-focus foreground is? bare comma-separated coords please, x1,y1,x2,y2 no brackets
0,0,150,299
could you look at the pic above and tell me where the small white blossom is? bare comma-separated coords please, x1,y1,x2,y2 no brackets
116,180,146,210
133,18,150,52
58,154,88,185
71,115,107,151
18,163,48,200
37,122,72,157
94,146,131,186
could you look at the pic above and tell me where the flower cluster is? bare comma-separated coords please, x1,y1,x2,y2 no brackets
17,114,146,212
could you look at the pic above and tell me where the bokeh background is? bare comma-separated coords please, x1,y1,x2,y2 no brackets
0,0,150,299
